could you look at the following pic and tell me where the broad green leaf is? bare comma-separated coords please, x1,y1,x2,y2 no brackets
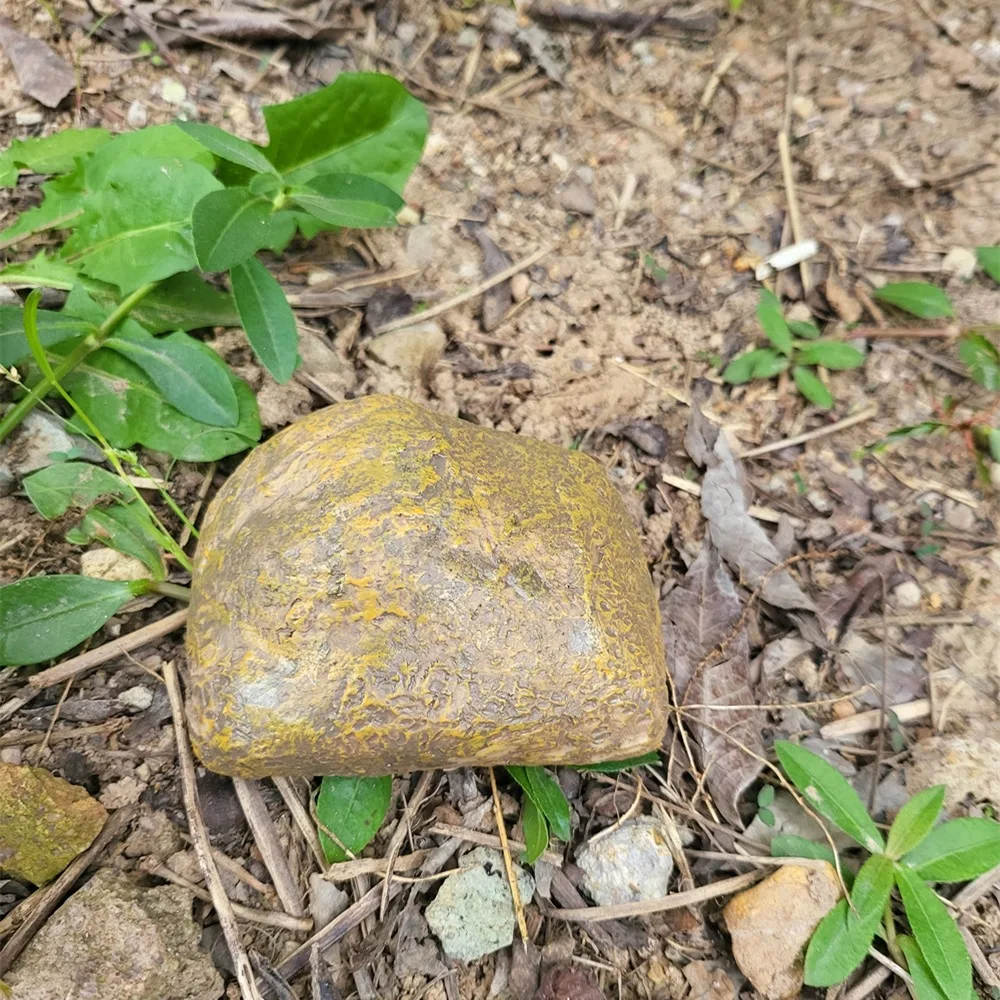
262,73,428,192
873,282,954,319
81,272,240,333
0,129,110,186
229,257,298,382
757,289,793,355
0,306,94,367
569,752,660,773
315,775,393,864
23,463,131,519
0,162,88,244
521,797,548,864
192,188,277,272
0,252,78,291
290,173,404,229
958,333,1000,391
57,347,261,460
249,172,283,199
723,348,788,384
62,157,222,293
793,365,834,409
770,835,852,886
804,896,879,986
66,502,166,579
894,863,971,1000
976,246,1000,283
105,328,240,426
796,341,866,370
788,319,822,339
83,125,215,187
886,786,944,859
989,428,1000,464
0,575,141,667
775,741,884,852
898,934,950,1000
176,121,278,176
506,766,571,842
903,817,1000,881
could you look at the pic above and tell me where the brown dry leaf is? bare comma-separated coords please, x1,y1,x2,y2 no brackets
824,272,863,324
661,541,763,826
685,409,815,611
0,18,74,108
471,227,513,331
534,965,606,1000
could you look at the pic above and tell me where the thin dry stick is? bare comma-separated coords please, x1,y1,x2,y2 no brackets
33,677,72,763
178,461,216,550
29,609,188,689
381,770,436,919
960,925,1000,989
374,245,553,333
843,965,892,1000
426,824,564,867
740,405,878,458
819,698,931,739
234,777,306,918
693,50,739,132
273,776,326,870
850,325,960,339
660,471,786,524
551,871,760,922
210,848,272,896
952,860,1000,911
140,860,313,932
867,576,890,812
778,131,811,294
164,661,264,1000
324,849,430,882
0,805,136,975
488,767,528,945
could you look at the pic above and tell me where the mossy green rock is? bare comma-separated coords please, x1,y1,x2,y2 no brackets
0,763,107,885
186,394,667,777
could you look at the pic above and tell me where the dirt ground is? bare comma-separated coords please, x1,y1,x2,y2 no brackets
1,0,999,998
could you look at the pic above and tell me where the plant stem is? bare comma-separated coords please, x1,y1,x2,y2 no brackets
0,281,158,444
149,580,192,602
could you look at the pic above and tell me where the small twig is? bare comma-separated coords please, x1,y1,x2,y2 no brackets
488,766,528,945
866,947,913,984
140,859,312,931
740,404,878,458
843,965,892,1000
426,823,564,866
0,805,136,975
850,325,960,339
273,776,326,870
164,662,264,1000
549,871,760,922
953,860,1000,911
29,609,188,689
820,698,931,739
178,461,215,550
660,471,788,524
210,848,273,896
323,849,430,882
867,576,890,812
234,778,306,918
589,777,643,845
613,172,638,232
778,131,811,294
33,677,72,763
373,246,553,333
960,925,1000,989
693,50,739,132
381,771,435,919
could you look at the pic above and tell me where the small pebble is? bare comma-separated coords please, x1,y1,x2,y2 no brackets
549,152,569,173
118,685,154,712
14,110,44,126
127,100,148,128
891,580,922,609
942,498,975,532
511,273,531,302
396,21,418,46
160,79,187,105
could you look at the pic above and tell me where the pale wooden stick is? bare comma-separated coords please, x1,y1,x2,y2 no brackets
660,472,787,524
843,965,891,1000
778,129,811,293
550,871,760,922
140,859,313,932
426,823,564,867
819,698,930,739
488,767,528,944
693,50,739,132
273,776,326,870
233,777,306,918
29,609,188,689
0,805,136,975
740,405,878,459
164,662,264,1000
324,849,430,882
381,770,436,918
211,848,272,896
373,245,553,333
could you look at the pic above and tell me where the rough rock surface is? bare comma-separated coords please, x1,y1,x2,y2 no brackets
186,394,667,777
6,870,222,1000
723,863,842,1000
0,762,107,884
575,817,675,905
425,847,534,962
906,722,1000,811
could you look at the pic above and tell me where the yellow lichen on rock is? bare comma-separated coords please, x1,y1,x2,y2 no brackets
186,394,668,777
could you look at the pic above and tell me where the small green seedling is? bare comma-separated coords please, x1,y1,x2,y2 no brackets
723,289,866,410
756,783,776,827
772,741,1000,998
866,270,1000,482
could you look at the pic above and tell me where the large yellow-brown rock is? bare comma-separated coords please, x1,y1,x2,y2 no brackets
186,394,667,777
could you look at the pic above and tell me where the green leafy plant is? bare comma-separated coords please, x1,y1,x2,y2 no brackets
723,289,865,410
0,73,427,669
314,776,394,864
865,276,1000,482
756,783,776,827
772,741,1000,997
